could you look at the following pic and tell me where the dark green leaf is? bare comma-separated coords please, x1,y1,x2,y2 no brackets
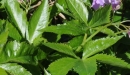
0,63,32,75
5,0,28,38
48,57,78,75
89,5,111,27
66,0,88,25
83,36,123,59
28,0,49,43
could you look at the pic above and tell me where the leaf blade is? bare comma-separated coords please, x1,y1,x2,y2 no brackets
83,36,123,59
5,0,28,37
66,0,88,25
28,0,49,43
48,57,77,75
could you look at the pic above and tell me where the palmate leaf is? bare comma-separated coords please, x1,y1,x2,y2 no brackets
28,0,49,44
83,36,123,59
43,43,78,58
0,41,37,65
66,0,88,25
93,54,130,69
89,5,111,27
0,63,32,75
4,0,28,38
44,23,86,36
73,58,97,75
48,57,78,75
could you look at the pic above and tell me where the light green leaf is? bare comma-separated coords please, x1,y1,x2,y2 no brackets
0,68,8,75
0,63,32,75
83,36,123,59
89,5,111,27
48,57,77,75
66,0,88,25
44,43,78,58
28,0,49,43
44,23,86,36
93,54,130,69
0,41,37,65
73,58,97,75
5,0,28,38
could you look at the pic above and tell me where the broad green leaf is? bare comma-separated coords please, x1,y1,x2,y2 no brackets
83,36,123,59
48,57,77,75
73,58,97,75
95,26,116,36
44,23,86,36
0,63,32,75
0,41,37,65
93,54,130,69
28,0,49,43
8,21,22,41
5,0,28,38
0,68,8,75
89,5,111,27
66,0,88,25
43,43,78,58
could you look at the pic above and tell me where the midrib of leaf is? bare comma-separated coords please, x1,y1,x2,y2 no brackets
67,0,88,25
28,0,49,43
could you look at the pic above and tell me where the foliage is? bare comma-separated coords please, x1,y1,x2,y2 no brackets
0,0,130,75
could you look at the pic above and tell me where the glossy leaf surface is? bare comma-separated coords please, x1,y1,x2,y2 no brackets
28,0,49,43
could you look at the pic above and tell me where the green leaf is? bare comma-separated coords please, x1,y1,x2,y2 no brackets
36,49,46,60
0,63,32,75
0,20,8,54
0,68,8,75
66,0,88,25
43,43,78,58
28,0,49,43
95,26,116,36
68,36,84,50
44,23,86,36
73,58,97,75
5,0,28,38
48,57,78,75
8,21,22,41
93,54,130,69
0,41,37,65
89,5,111,27
83,36,123,59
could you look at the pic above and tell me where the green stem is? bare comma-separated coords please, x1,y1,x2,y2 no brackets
75,23,112,53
